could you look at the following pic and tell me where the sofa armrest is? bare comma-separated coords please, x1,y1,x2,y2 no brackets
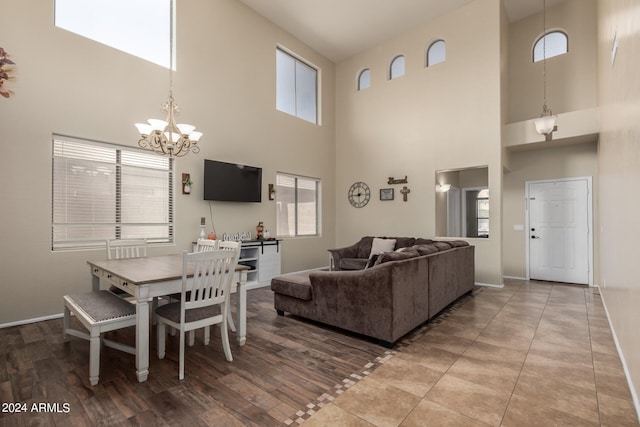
327,240,362,270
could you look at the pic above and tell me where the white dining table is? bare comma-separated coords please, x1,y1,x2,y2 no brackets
87,254,249,382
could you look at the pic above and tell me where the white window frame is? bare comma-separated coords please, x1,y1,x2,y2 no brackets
52,135,174,251
276,46,321,125
275,173,321,238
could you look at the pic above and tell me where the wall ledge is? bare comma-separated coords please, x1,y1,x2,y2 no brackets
504,108,599,151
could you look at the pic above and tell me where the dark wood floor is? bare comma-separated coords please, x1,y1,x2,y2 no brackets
0,288,399,426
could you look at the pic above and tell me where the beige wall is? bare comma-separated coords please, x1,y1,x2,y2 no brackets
0,0,335,324
334,0,503,286
597,0,640,407
502,142,599,278
508,0,597,123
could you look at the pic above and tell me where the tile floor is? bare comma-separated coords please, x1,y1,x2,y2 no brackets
301,279,639,427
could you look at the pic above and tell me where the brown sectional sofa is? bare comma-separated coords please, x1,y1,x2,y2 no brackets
271,238,475,346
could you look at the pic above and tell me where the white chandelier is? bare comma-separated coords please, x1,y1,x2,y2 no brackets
135,3,202,158
533,0,557,136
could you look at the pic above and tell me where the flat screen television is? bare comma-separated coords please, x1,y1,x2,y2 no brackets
203,159,262,202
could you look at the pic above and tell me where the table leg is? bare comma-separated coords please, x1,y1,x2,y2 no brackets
91,271,100,291
135,290,150,382
237,272,247,346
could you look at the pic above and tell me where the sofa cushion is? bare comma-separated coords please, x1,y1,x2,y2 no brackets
339,258,369,270
413,244,439,256
392,237,416,249
446,240,469,247
373,249,420,266
270,273,312,300
371,238,396,256
433,241,452,251
414,238,434,245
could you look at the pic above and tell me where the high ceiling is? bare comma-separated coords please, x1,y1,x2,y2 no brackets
238,0,561,62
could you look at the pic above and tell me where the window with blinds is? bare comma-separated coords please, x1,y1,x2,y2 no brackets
275,173,320,238
52,135,174,251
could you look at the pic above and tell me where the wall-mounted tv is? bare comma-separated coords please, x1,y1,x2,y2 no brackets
203,159,262,202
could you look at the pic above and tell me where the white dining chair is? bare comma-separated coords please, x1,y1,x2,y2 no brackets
181,240,238,336
195,238,218,252
155,247,241,379
106,238,147,298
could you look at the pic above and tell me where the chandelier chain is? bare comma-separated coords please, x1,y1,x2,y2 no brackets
134,0,202,158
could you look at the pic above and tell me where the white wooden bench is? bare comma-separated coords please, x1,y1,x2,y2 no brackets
63,290,136,385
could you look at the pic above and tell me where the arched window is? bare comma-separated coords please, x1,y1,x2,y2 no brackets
357,68,371,90
389,55,405,79
533,31,568,62
426,40,446,67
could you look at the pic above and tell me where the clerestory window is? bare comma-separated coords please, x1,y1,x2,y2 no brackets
357,68,371,91
276,47,319,124
54,0,173,68
426,40,446,67
389,55,405,79
533,31,568,62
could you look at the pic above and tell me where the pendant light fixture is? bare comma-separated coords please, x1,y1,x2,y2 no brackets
533,0,557,136
135,1,202,158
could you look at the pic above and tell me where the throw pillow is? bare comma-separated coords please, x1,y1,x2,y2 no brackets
370,238,396,256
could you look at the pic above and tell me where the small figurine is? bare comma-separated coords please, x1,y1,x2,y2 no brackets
256,221,264,239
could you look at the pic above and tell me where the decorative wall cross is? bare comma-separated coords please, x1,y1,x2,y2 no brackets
400,186,410,202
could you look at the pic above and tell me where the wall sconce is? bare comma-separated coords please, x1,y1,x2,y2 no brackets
437,184,451,193
182,173,192,194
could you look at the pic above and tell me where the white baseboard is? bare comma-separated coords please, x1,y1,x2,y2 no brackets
597,285,640,423
0,313,64,329
475,282,505,288
503,275,527,280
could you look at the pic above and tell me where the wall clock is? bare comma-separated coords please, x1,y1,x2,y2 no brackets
348,181,371,208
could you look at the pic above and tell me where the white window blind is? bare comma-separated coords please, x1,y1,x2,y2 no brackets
276,173,320,237
52,135,173,250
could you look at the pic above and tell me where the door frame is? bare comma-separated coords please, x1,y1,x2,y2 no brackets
525,176,594,286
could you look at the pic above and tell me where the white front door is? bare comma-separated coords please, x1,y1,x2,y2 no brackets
527,178,591,285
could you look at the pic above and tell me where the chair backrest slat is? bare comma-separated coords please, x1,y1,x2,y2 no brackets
107,239,147,260
195,238,218,252
182,243,240,312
